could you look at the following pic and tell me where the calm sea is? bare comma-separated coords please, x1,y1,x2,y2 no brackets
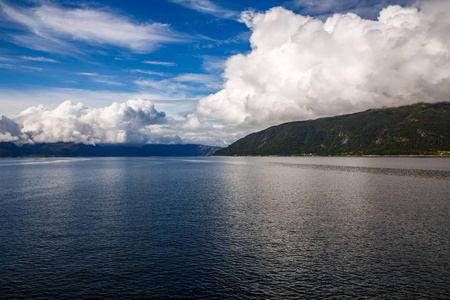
1,156,449,299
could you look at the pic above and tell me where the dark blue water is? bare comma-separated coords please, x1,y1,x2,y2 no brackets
1,157,449,299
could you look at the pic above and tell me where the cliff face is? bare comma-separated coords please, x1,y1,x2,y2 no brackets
214,102,450,156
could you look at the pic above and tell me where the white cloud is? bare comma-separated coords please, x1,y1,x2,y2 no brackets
286,0,416,19
135,73,222,97
76,72,98,76
135,79,192,96
20,56,59,63
76,72,125,86
0,99,172,145
193,2,450,135
92,78,125,86
130,69,167,76
0,57,15,61
201,55,227,74
170,0,239,19
0,98,223,145
173,73,220,85
0,116,20,142
0,88,185,116
0,63,42,72
2,1,449,147
142,61,177,66
0,1,189,53
0,63,14,69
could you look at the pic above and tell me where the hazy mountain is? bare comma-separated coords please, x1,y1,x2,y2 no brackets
0,143,221,157
214,102,450,156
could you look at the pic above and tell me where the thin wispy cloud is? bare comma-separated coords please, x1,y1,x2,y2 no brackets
135,78,196,97
76,72,124,86
0,56,16,61
201,55,226,74
170,0,239,19
142,61,177,67
0,63,14,69
76,72,99,76
0,63,42,72
286,0,416,19
21,56,59,63
135,73,221,98
92,79,125,86
0,1,190,54
173,73,219,84
130,69,167,76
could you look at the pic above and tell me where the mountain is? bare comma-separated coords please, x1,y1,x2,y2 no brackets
214,102,450,156
0,142,221,157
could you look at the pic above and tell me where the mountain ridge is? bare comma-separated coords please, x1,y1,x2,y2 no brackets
214,102,450,156
0,142,221,157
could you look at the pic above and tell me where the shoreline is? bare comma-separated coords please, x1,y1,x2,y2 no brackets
212,154,450,158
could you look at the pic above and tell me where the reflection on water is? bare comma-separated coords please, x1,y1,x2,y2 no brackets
272,161,450,179
0,157,449,298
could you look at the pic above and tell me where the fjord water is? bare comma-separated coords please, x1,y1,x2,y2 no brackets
0,157,449,299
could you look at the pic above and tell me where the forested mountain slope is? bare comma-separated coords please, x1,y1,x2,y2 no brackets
214,102,450,156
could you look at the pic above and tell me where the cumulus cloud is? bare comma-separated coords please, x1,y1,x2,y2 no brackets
194,1,450,133
0,87,189,116
0,100,175,145
0,1,188,54
0,116,21,142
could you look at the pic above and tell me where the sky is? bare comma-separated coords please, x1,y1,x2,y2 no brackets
0,0,449,146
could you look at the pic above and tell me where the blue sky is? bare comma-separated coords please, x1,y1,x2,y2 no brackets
1,0,448,146
0,0,414,114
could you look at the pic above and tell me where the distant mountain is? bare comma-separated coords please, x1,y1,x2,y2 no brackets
0,142,221,157
214,102,450,156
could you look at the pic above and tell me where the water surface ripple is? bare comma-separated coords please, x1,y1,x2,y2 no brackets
0,157,449,299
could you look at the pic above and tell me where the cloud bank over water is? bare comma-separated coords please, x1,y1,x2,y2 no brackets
1,1,450,146
0,100,171,145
